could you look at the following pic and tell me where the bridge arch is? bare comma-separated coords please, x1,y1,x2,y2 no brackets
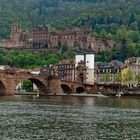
16,78,48,94
0,80,6,95
76,87,85,93
61,84,72,94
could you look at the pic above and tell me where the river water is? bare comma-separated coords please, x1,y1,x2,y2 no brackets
0,95,140,140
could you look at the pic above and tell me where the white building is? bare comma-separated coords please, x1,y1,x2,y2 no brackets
75,53,94,84
86,54,94,84
75,54,84,67
30,68,40,75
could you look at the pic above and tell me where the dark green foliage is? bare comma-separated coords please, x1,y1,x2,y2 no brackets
128,13,136,26
22,80,33,92
1,0,140,39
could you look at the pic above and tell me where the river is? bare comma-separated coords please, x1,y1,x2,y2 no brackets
0,95,139,140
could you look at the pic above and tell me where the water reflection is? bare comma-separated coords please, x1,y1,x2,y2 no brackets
0,96,139,139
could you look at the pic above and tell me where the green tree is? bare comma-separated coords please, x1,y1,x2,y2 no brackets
116,28,127,41
136,73,140,87
22,80,33,92
128,31,140,43
103,72,110,93
115,72,122,83
129,21,139,31
103,72,110,84
115,72,122,91
123,69,133,86
128,13,136,26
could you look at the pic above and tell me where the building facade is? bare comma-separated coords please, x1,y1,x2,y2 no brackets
57,57,140,88
95,60,125,85
57,59,75,82
122,57,140,87
0,23,26,48
56,52,94,85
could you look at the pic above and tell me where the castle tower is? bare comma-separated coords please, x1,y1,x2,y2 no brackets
10,23,21,42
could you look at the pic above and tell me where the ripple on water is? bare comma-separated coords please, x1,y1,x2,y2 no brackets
0,97,139,140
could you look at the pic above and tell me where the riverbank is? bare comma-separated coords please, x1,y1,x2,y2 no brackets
104,92,140,97
14,92,140,99
14,93,108,98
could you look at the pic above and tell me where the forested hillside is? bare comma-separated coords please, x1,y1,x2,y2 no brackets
0,0,140,39
1,0,140,65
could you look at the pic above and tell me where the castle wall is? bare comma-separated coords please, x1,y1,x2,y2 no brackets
60,35,75,48
0,40,25,48
49,35,59,48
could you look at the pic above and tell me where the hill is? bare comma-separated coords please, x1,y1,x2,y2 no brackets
0,0,140,63
0,0,140,37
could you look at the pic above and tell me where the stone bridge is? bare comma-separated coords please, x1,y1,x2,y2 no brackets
0,68,127,95
60,81,132,94
61,80,97,94
0,67,98,95
0,68,61,95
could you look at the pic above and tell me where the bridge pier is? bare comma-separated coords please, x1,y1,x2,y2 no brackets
71,85,76,93
2,77,16,95
48,76,61,94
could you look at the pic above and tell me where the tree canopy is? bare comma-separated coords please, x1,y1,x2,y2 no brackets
0,47,75,68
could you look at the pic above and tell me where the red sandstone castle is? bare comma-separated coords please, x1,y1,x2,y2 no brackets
0,23,115,52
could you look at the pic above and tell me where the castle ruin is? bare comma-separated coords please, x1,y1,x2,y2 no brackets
0,23,115,53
